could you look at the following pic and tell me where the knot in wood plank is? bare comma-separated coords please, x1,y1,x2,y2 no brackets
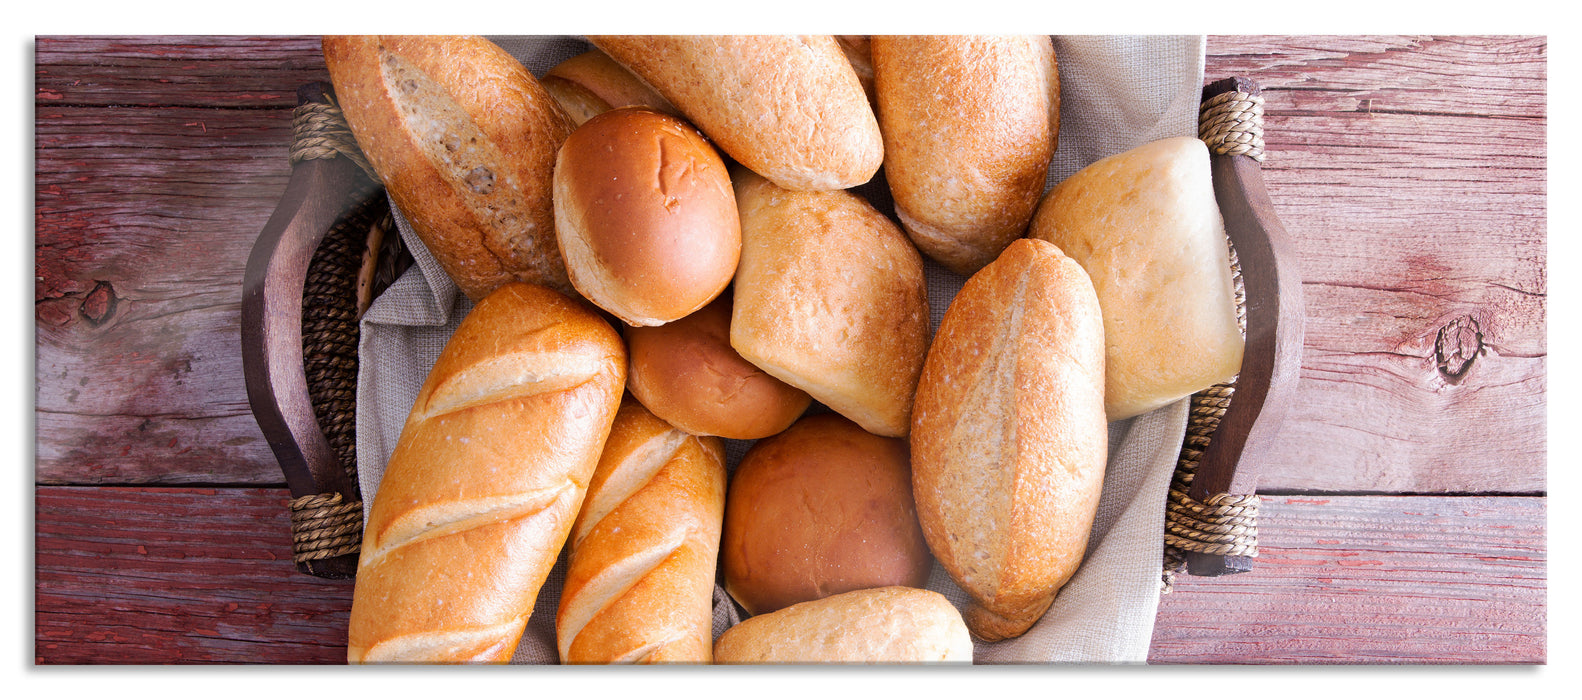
1434,314,1484,384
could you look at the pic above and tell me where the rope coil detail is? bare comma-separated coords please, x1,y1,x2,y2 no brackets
289,492,364,562
1198,90,1266,162
289,95,380,181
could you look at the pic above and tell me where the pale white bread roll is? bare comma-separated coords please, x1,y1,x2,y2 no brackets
346,283,626,664
322,36,577,301
624,292,811,440
555,397,726,664
1028,136,1244,420
910,238,1108,642
554,106,740,327
728,168,930,438
721,413,932,617
872,35,1060,276
713,587,972,664
587,35,883,191
540,48,679,126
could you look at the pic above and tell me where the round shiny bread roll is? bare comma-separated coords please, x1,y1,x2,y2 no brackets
624,292,811,440
721,413,933,617
553,107,741,327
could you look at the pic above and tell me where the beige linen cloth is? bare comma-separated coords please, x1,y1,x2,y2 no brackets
357,35,1206,664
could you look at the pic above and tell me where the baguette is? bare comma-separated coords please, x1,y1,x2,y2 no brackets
347,283,626,663
555,397,726,664
322,35,577,301
910,238,1107,641
729,168,930,438
872,35,1060,275
1028,136,1244,420
713,587,972,664
587,35,883,191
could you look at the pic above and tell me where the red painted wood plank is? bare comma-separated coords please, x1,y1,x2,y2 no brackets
1151,495,1545,664
35,35,328,108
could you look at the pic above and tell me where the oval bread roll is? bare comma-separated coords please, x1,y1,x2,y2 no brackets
553,107,741,326
322,35,577,301
713,587,972,664
541,48,679,126
347,283,626,663
1028,136,1244,420
588,35,883,191
872,35,1060,276
624,292,811,440
910,238,1107,642
555,398,726,664
721,413,932,616
728,168,930,438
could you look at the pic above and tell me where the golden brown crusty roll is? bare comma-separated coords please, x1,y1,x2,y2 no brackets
322,36,577,301
555,397,726,664
1028,136,1244,420
910,238,1107,642
540,48,679,126
553,106,740,327
729,168,930,438
871,35,1060,276
346,282,626,664
587,35,883,191
624,292,811,440
834,35,876,107
713,587,972,664
721,413,933,616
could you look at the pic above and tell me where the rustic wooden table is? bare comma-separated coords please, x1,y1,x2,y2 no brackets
33,35,1546,664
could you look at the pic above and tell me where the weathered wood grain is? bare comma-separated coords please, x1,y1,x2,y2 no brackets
34,487,1543,664
35,35,327,108
35,487,353,664
37,106,295,484
1205,35,1546,493
1150,495,1545,664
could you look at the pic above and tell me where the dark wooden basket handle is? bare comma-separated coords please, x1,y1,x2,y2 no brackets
241,82,375,579
1184,77,1306,576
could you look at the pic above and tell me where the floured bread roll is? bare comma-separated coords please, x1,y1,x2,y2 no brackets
713,587,972,664
1028,136,1244,420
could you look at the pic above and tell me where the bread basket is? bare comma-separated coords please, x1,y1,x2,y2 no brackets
240,37,1302,621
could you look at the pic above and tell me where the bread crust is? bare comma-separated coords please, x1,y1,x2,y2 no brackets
1027,136,1244,420
909,238,1107,642
624,292,811,440
588,35,883,191
554,107,740,327
555,398,726,664
713,586,972,664
346,283,626,663
872,35,1060,275
541,48,679,125
728,168,930,438
721,413,933,616
322,36,576,301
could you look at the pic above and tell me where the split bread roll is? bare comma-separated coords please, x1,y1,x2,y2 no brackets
721,413,933,616
872,35,1060,276
624,292,811,440
910,238,1108,642
588,35,883,191
713,587,972,664
555,397,726,664
1028,136,1244,420
554,107,740,327
729,168,930,438
322,35,577,301
347,283,626,663
540,48,678,126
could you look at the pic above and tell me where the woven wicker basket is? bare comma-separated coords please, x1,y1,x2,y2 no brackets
241,74,1302,586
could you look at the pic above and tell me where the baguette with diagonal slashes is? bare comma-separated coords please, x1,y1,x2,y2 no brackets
346,282,626,663
555,397,726,663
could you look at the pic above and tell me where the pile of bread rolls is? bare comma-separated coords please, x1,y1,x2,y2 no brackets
324,34,1244,665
